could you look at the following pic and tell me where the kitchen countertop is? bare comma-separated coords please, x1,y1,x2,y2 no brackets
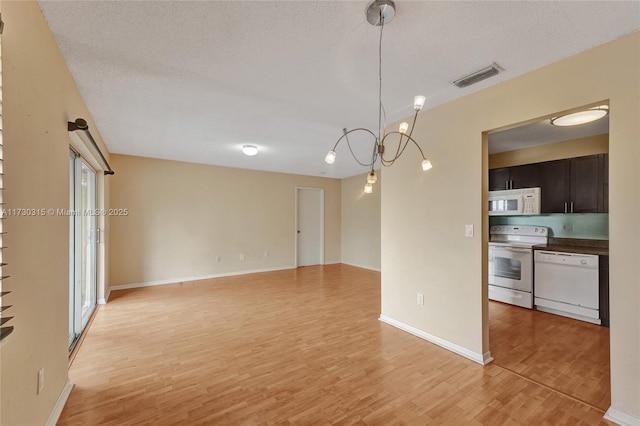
533,237,609,256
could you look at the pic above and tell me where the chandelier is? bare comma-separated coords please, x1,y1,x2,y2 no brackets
324,0,432,194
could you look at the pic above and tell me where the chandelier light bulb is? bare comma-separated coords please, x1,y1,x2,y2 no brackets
325,150,337,164
414,95,426,111
422,158,433,171
398,122,409,134
364,182,373,194
366,171,378,184
242,145,258,156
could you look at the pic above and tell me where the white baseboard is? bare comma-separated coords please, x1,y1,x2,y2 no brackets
605,407,640,426
45,380,74,426
483,351,494,365
341,261,381,272
379,315,488,365
109,266,296,291
97,288,111,304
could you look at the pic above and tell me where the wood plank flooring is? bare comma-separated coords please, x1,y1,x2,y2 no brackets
58,265,612,425
489,300,610,411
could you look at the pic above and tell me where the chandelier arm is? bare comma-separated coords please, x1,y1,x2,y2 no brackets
383,110,421,164
407,111,419,140
333,127,379,167
380,131,427,160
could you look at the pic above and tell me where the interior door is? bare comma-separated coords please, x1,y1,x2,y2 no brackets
296,188,323,267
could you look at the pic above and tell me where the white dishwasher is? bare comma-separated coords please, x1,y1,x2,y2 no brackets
534,250,600,325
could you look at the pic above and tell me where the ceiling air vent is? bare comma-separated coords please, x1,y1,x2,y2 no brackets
453,63,501,88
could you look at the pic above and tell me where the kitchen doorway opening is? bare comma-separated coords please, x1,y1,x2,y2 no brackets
483,102,611,411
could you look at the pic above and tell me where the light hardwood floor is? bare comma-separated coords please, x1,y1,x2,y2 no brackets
58,265,612,425
489,300,610,411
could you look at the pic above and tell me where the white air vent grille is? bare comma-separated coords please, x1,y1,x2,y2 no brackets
453,63,501,88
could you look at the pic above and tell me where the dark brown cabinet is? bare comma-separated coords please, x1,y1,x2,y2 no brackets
489,154,608,213
539,159,571,213
489,163,541,190
599,255,609,328
488,168,511,190
570,154,605,213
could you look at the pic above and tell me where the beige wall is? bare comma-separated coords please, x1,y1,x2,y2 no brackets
381,31,639,419
341,172,381,271
109,155,341,287
489,133,609,169
0,1,111,424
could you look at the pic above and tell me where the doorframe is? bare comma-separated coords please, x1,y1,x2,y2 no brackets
482,103,611,405
69,131,108,305
294,186,325,267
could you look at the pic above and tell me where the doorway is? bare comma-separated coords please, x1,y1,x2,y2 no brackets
485,103,611,410
296,187,324,267
69,150,98,351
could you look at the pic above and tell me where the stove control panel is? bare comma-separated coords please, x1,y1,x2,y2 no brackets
490,225,547,236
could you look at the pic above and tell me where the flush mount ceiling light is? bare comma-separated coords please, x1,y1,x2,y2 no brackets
242,144,258,156
324,0,432,194
550,105,609,127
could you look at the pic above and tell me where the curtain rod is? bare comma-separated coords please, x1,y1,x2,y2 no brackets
67,118,115,176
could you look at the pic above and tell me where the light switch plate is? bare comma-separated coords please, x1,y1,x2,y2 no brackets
465,224,474,237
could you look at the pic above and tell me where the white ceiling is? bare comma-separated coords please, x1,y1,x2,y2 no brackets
488,114,609,154
38,1,639,179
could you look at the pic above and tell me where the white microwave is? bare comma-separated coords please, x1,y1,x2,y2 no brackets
488,187,541,216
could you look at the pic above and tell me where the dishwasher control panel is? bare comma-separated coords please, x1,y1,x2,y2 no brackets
535,251,598,268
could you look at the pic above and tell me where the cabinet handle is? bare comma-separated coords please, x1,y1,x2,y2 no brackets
505,180,509,190
570,201,574,213
564,202,568,213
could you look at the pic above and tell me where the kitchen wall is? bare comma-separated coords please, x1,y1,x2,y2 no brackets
109,154,342,288
341,172,381,271
0,1,111,424
489,133,608,169
381,31,639,421
490,214,608,240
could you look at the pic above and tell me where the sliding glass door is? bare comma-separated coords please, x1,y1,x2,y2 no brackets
69,151,98,351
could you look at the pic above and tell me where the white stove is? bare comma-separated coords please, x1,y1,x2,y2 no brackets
489,225,548,308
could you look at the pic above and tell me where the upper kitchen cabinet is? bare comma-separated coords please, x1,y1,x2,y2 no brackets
603,154,609,212
488,154,608,213
571,154,606,213
539,159,571,213
489,163,540,190
489,168,511,190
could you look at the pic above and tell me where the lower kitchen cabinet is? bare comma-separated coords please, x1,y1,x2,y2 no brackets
599,255,609,327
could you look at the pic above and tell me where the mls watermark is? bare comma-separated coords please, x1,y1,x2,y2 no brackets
1,208,129,217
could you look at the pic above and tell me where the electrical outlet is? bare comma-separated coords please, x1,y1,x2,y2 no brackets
264,251,269,257
216,256,221,262
239,253,245,261
562,223,573,232
37,368,45,395
417,293,424,305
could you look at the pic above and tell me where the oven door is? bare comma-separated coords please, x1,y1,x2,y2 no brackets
488,244,533,292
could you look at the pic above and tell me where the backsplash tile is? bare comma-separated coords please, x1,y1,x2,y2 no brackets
489,213,608,239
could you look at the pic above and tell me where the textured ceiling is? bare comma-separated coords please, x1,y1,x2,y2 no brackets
39,1,639,178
